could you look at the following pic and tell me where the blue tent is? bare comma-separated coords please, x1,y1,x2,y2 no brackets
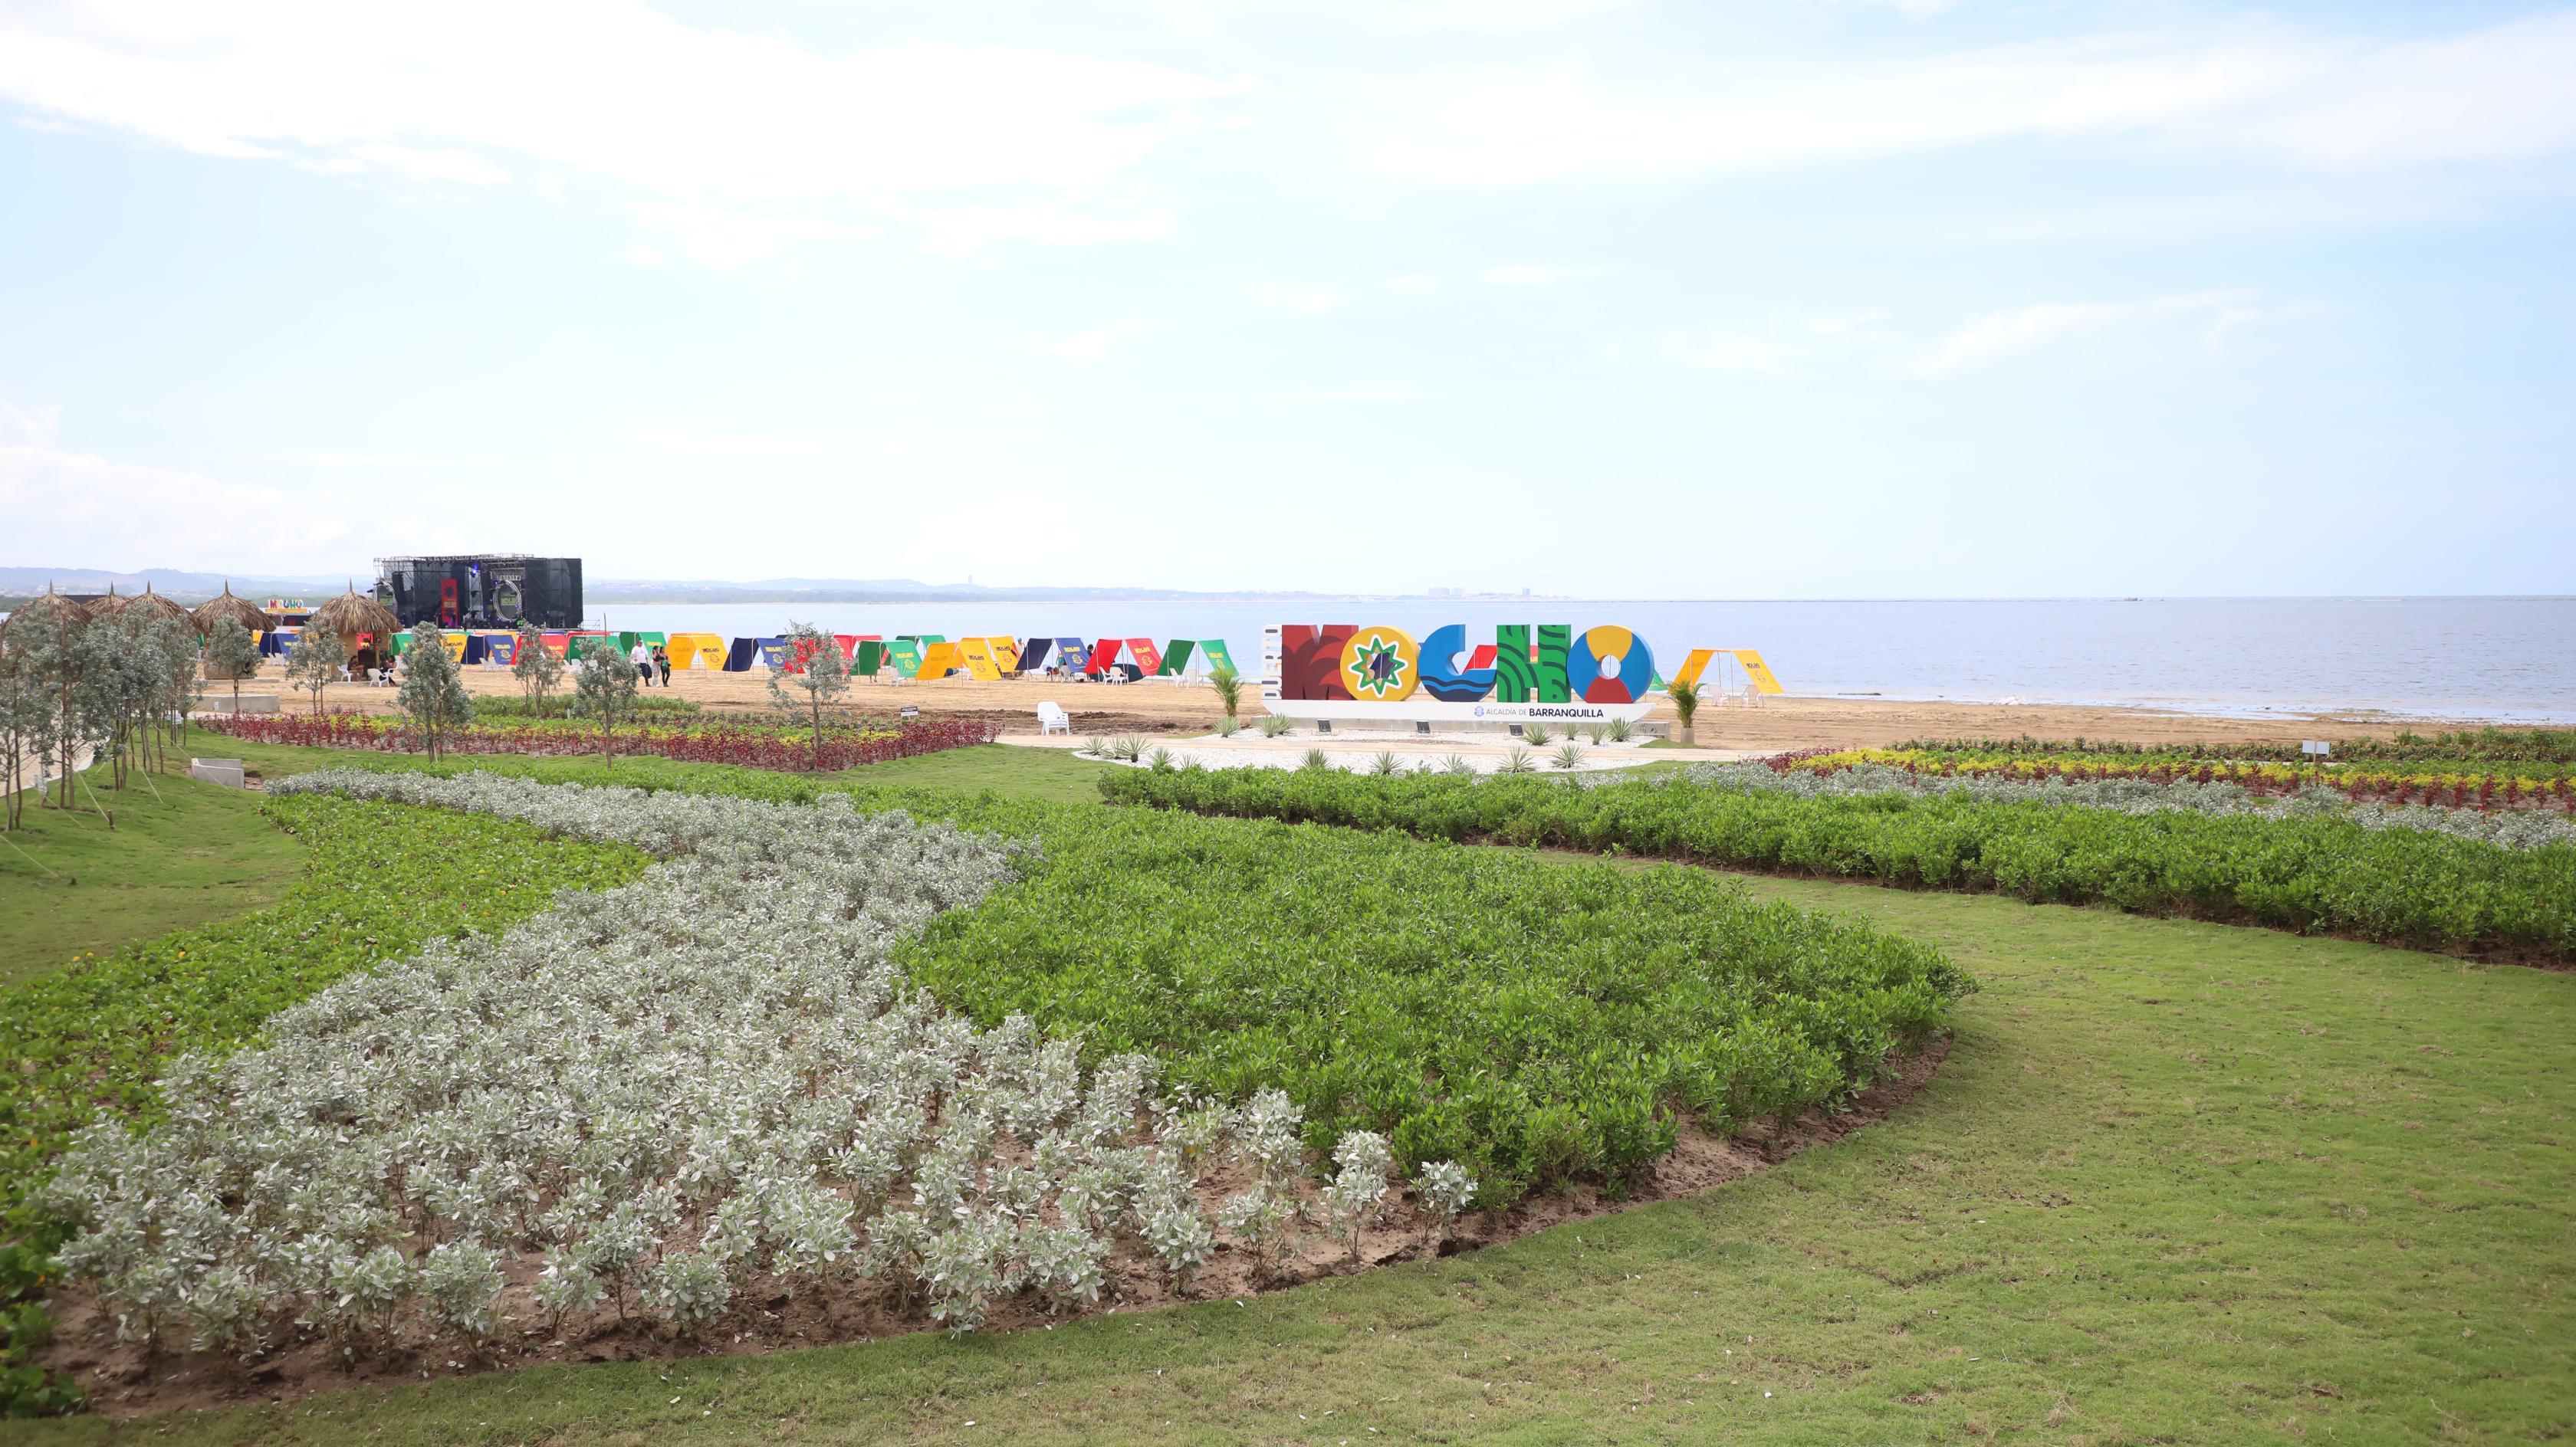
723,637,759,671
1017,636,1053,672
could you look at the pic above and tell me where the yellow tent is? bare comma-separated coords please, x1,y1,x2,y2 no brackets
1675,648,1784,694
666,632,726,670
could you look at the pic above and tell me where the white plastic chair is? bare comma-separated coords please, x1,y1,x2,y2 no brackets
1037,701,1072,736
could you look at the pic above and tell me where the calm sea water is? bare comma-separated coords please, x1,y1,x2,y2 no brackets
583,597,2576,723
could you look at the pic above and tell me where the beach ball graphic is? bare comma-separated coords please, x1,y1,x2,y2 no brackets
1339,626,1421,702
1567,626,1655,704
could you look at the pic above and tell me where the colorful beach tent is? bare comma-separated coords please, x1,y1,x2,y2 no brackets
1053,638,1089,673
666,633,725,669
1123,638,1164,675
957,637,1007,681
1196,638,1239,674
754,637,787,669
1085,638,1122,675
853,641,886,678
1674,648,1785,694
1016,637,1053,673
1154,640,1194,676
723,637,759,671
916,641,965,679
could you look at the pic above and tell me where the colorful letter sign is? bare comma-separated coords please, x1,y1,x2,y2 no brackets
1264,622,1658,724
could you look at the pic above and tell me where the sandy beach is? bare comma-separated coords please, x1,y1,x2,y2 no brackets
232,660,2481,751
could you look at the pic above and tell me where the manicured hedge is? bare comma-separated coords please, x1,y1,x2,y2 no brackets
890,803,1967,1204
1099,767,2576,963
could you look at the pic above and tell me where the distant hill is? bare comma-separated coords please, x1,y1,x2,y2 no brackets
583,577,1355,604
0,566,349,601
5,566,1501,608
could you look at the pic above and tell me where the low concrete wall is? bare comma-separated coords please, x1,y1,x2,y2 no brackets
189,758,247,788
199,694,281,715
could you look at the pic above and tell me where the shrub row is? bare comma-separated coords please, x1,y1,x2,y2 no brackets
1099,767,2576,963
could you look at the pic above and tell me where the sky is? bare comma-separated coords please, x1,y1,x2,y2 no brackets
2,0,2572,599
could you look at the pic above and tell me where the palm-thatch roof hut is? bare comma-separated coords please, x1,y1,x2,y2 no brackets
110,582,193,631
307,585,405,672
189,582,273,638
0,582,94,652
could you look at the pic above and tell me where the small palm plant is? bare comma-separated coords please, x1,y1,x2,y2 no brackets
1522,724,1552,746
1370,751,1400,776
1605,717,1633,743
1259,714,1293,738
1497,746,1535,775
1551,741,1583,771
1667,674,1703,745
1300,746,1332,772
1208,664,1244,725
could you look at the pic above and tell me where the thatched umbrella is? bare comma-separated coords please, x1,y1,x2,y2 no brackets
0,582,94,651
307,584,404,671
190,582,272,638
115,582,193,630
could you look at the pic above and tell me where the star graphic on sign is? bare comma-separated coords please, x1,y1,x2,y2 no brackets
1346,636,1409,698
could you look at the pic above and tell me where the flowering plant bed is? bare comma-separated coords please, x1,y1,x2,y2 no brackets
197,710,995,771
29,768,1960,1415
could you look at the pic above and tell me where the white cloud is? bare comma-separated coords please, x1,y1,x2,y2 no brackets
1033,320,1156,361
1265,386,1424,401
1245,281,1341,313
1133,0,1638,37
623,247,665,267
0,398,350,573
899,199,1178,257
0,3,1241,259
631,430,896,463
1912,291,2252,376
632,202,878,268
1481,263,1610,287
1381,272,1446,294
1656,331,1800,376
1362,15,2576,186
0,398,62,447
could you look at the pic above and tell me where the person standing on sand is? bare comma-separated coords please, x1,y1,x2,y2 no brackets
653,645,672,687
630,639,654,687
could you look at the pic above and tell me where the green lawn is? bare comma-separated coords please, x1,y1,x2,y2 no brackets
0,770,305,987
14,744,2574,1444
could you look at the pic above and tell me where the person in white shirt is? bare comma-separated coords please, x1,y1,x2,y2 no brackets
630,640,654,687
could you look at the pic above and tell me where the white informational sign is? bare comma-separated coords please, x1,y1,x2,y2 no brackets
1260,624,1283,704
2301,740,2331,756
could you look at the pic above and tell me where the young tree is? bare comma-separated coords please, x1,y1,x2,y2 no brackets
396,624,475,762
203,615,263,713
511,622,565,710
0,651,46,831
285,626,347,716
766,622,850,772
573,637,640,751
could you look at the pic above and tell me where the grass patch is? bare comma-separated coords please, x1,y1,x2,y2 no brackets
16,856,2570,1444
0,774,306,988
8,746,2570,1442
